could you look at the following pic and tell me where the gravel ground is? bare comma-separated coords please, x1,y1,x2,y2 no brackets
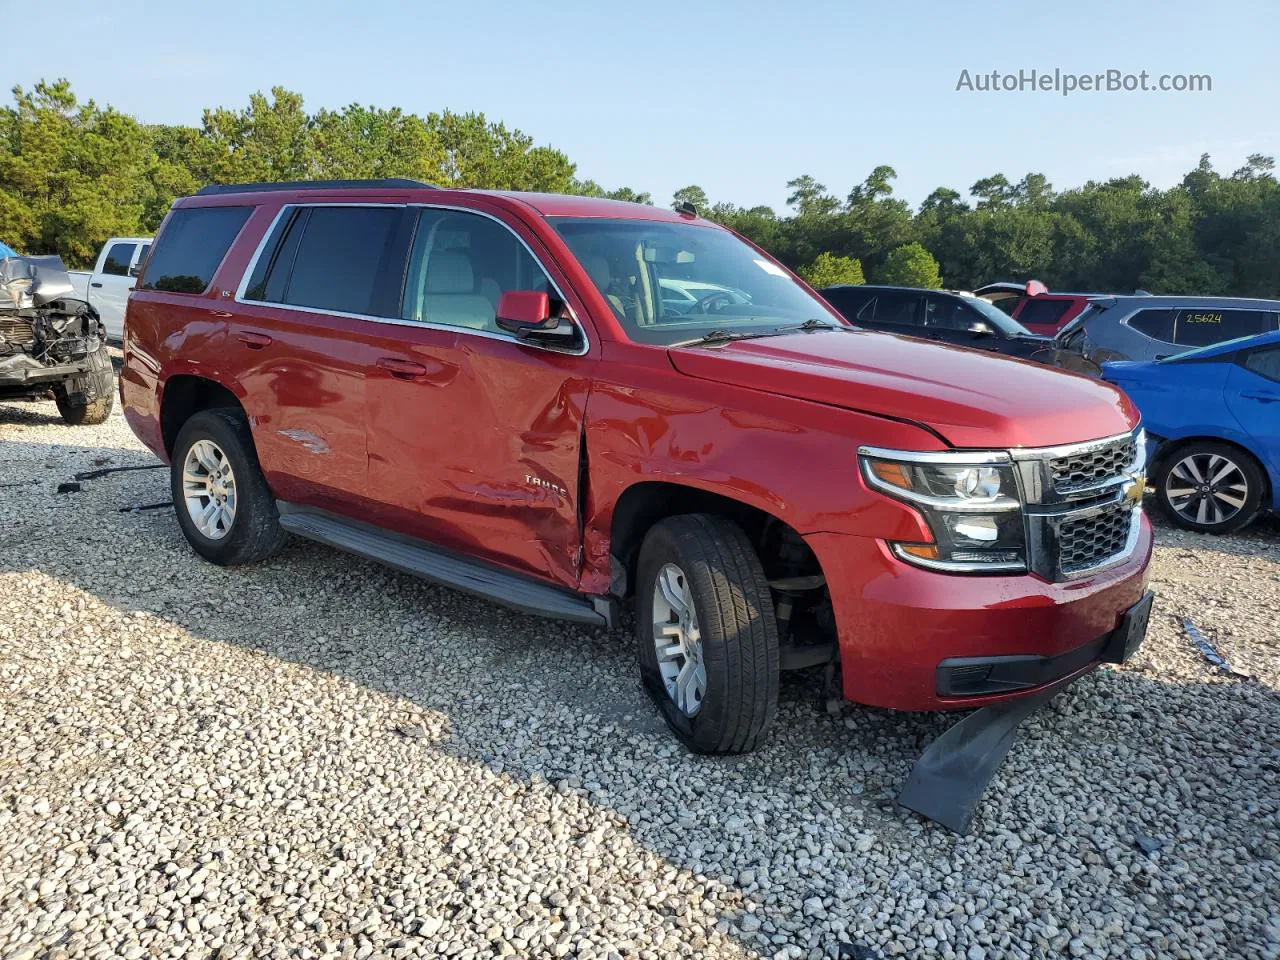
1,396,1278,960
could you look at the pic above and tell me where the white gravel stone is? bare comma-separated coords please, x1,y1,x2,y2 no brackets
1,393,1278,960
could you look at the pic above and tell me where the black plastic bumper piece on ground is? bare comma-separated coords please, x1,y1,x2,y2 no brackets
898,685,1058,835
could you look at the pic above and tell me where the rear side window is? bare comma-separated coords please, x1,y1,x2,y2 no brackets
142,207,253,294
1244,347,1280,382
862,292,922,326
821,287,873,319
102,242,136,277
276,207,402,316
1018,298,1070,327
1174,308,1273,348
1127,308,1175,342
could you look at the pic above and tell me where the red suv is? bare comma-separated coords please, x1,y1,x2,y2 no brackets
121,180,1154,754
975,281,1100,336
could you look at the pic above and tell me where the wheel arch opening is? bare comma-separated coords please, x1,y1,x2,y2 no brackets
160,375,244,457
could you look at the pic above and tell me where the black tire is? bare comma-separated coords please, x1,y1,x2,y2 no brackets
170,408,286,565
54,346,114,425
1154,440,1265,534
636,514,779,754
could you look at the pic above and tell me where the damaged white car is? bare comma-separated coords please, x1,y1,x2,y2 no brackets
0,253,114,424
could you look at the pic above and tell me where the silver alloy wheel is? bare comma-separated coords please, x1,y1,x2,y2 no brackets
1165,452,1248,527
651,562,707,717
182,439,237,540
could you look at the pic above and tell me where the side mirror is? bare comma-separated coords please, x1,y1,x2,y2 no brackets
128,265,142,278
969,320,994,336
496,291,582,349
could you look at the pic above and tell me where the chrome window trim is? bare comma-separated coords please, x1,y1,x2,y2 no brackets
233,201,591,358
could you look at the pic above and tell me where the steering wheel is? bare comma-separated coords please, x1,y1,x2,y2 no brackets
691,291,734,315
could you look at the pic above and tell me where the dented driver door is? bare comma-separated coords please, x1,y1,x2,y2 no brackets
361,205,593,590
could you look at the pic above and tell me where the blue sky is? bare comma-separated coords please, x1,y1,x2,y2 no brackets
3,0,1276,211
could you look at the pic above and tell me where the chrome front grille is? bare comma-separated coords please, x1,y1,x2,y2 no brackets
1049,437,1136,494
0,316,35,345
1057,503,1135,574
1012,429,1145,581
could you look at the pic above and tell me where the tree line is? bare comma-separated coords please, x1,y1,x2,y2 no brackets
3,79,1278,299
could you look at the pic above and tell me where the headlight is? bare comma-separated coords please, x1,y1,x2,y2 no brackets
859,448,1026,573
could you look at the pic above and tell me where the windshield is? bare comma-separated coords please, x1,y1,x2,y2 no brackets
550,217,845,344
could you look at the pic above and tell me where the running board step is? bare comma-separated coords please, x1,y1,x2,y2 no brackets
276,503,607,626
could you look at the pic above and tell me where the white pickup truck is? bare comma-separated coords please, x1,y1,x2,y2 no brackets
68,236,152,340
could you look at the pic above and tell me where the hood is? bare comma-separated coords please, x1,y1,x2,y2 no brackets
668,330,1138,449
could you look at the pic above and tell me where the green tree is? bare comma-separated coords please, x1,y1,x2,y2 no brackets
798,252,864,287
672,184,709,211
876,242,942,288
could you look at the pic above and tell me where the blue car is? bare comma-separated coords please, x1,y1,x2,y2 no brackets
1102,331,1280,534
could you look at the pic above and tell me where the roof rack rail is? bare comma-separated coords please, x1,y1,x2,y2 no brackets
195,178,438,196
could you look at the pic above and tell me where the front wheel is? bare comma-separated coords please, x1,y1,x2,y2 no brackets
636,514,779,754
1154,441,1265,534
54,346,114,425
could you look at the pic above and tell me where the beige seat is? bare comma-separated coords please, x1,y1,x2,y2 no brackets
581,254,628,319
421,251,496,331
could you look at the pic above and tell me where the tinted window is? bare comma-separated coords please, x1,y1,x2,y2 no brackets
244,208,308,303
820,287,873,320
1244,347,1280,382
284,207,401,315
403,208,552,332
1127,308,1175,342
925,295,980,332
102,242,136,277
862,292,922,326
142,207,253,294
1174,308,1273,348
135,244,150,266
1018,298,1071,327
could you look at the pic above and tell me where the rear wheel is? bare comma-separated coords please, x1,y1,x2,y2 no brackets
1155,441,1264,534
170,409,286,565
636,514,779,754
54,346,114,425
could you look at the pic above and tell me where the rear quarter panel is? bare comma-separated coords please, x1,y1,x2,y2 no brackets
120,201,274,461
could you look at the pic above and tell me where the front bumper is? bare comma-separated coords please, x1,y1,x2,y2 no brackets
806,512,1154,711
0,355,90,388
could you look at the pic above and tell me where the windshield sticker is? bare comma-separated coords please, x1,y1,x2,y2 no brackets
753,258,789,278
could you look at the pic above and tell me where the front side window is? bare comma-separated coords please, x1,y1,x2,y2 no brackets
402,208,552,332
142,206,253,294
102,242,136,277
550,217,844,345
1173,308,1272,348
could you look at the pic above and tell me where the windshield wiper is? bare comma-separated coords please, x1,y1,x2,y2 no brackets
675,318,850,348
674,328,787,347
